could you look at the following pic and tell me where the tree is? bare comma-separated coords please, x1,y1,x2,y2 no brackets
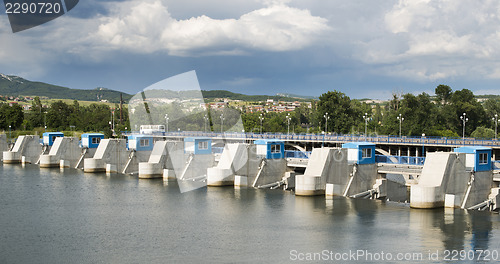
46,101,71,130
28,96,45,128
435,84,452,105
446,89,487,136
471,126,495,139
317,91,360,134
483,98,500,121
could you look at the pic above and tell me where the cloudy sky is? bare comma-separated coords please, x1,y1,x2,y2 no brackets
1,0,500,99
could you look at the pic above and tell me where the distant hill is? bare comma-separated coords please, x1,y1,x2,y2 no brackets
201,90,313,102
0,73,132,103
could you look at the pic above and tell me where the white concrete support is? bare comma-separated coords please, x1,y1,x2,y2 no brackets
296,148,351,196
84,139,128,173
207,143,249,186
3,135,42,164
411,152,494,209
138,141,183,179
296,175,324,196
234,175,248,187
411,152,455,208
39,137,81,168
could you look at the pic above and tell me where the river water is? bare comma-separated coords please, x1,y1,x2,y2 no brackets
0,164,499,263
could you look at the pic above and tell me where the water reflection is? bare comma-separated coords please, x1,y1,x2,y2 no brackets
0,165,498,263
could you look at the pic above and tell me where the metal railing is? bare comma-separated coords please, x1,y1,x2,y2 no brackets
284,150,311,159
121,131,500,148
375,155,426,165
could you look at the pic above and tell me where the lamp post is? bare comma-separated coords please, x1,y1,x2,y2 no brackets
286,113,291,136
8,125,11,140
110,110,115,134
324,112,330,133
204,114,208,132
164,114,169,133
259,113,264,134
493,114,499,140
397,113,404,137
220,113,224,134
460,113,468,142
363,113,370,138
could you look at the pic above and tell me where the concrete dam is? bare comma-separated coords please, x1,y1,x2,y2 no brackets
2,131,500,212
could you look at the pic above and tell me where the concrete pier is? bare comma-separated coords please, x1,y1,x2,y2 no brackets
410,147,494,209
208,141,287,188
0,134,7,161
39,137,81,168
84,139,128,173
296,143,378,197
3,135,42,164
138,141,183,179
207,143,252,186
295,147,342,196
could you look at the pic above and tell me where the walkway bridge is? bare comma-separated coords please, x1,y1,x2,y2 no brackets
134,131,500,152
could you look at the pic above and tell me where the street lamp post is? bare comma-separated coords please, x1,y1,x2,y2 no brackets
204,114,208,132
220,113,224,134
460,112,468,143
493,114,499,140
363,113,370,138
8,125,11,141
110,110,115,134
286,114,291,136
259,113,264,134
165,114,169,133
397,113,404,137
324,112,330,133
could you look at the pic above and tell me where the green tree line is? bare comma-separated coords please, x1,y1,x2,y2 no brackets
0,85,499,139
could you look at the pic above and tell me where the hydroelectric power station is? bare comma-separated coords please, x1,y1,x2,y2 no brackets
2,131,500,211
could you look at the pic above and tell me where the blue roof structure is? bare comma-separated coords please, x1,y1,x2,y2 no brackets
342,142,376,148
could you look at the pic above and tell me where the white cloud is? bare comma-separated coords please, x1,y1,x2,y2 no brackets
95,0,331,56
352,0,500,81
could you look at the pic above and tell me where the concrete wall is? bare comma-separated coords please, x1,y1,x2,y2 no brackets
207,143,286,188
84,139,129,173
251,159,287,187
3,135,42,164
39,137,81,168
120,150,151,174
296,147,340,196
74,148,97,169
138,141,183,179
0,134,7,161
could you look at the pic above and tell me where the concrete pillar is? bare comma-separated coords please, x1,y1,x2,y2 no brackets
398,147,401,157
416,147,419,157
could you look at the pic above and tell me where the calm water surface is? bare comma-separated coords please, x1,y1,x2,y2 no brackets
0,164,499,263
